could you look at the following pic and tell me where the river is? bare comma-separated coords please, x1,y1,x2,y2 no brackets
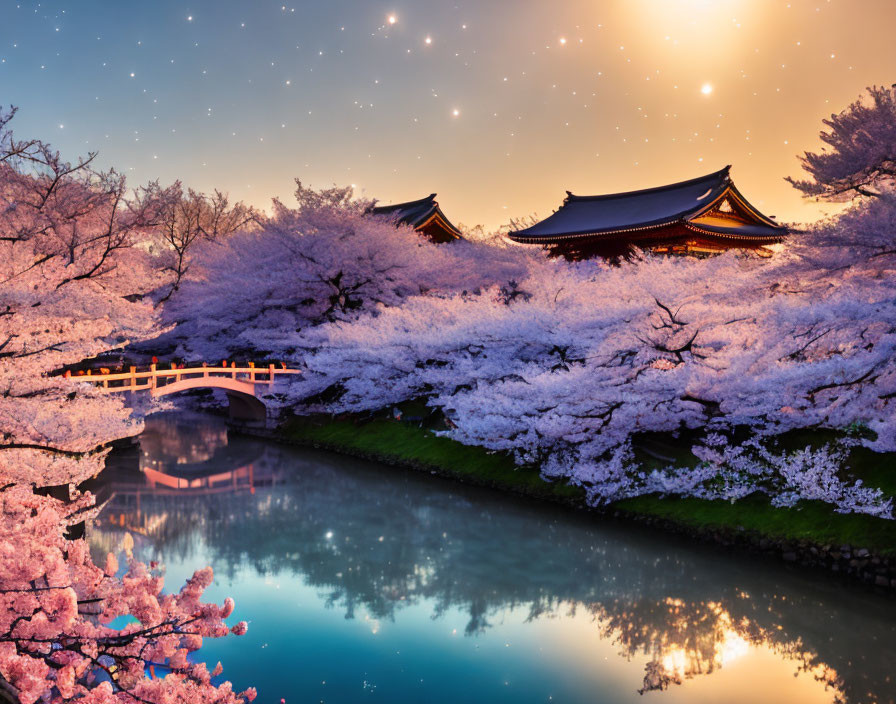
87,413,896,704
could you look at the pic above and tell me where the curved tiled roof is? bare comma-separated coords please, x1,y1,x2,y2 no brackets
509,166,787,244
370,193,463,239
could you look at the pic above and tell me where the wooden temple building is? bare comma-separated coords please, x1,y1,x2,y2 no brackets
508,166,788,259
370,193,463,243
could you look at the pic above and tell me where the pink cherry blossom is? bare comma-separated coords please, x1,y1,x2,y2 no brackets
231,621,249,636
0,108,255,704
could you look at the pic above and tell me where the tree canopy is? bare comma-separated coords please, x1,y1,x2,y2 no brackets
787,84,896,200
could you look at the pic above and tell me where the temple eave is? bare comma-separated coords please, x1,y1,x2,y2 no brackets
508,222,784,246
417,211,463,242
681,222,786,242
508,220,683,243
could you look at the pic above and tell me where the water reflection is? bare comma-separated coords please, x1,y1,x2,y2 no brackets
87,414,895,704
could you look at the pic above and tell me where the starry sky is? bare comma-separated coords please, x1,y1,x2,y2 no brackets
3,0,895,230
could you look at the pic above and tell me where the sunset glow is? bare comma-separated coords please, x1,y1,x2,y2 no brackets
2,1,894,228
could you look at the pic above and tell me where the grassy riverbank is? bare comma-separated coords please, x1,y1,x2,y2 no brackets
281,415,896,557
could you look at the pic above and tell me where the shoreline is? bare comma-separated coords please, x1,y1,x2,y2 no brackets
232,417,896,594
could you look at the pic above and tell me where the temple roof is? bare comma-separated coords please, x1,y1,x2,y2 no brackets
684,220,785,238
370,193,463,239
509,166,787,243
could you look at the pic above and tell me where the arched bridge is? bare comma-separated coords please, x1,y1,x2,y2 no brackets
69,363,301,422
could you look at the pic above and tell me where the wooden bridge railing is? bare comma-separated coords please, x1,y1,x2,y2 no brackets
66,363,301,394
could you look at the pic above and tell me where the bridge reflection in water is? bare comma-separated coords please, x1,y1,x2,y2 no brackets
87,412,289,538
87,413,895,704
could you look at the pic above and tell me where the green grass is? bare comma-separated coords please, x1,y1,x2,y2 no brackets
624,430,896,553
615,494,896,555
283,415,584,502
281,414,896,555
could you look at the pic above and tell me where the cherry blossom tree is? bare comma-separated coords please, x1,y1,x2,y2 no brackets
152,187,259,303
786,84,896,200
0,106,168,488
157,180,541,360
784,192,896,265
278,235,894,516
0,486,254,704
0,108,253,703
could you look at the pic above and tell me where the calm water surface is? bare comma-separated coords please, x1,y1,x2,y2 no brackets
87,413,896,704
